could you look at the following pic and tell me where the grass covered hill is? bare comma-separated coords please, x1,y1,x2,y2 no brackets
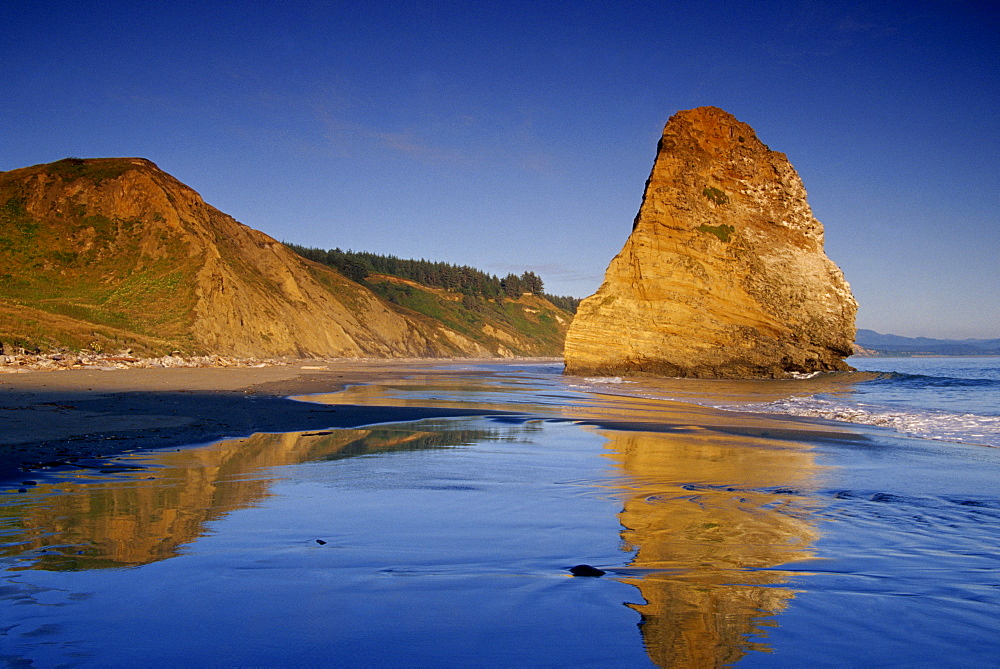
285,244,580,314
285,244,577,356
0,157,573,358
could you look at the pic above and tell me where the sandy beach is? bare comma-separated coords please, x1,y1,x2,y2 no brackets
0,359,533,485
0,357,866,487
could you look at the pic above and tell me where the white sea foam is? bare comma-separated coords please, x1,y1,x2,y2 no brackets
733,395,1000,448
560,358,1000,448
582,377,634,384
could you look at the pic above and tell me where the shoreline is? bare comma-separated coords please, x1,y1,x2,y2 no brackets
0,351,563,373
3,366,996,667
0,359,561,486
0,357,867,488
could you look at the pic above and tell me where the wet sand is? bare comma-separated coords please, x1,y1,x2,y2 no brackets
0,359,534,484
4,360,997,666
0,357,864,486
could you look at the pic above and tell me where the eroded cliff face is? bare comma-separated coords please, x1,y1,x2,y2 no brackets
0,158,505,357
564,107,857,378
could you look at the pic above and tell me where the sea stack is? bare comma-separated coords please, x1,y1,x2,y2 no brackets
564,107,857,378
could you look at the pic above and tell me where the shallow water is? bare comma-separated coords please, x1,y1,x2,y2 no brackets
752,357,1000,448
561,357,1000,448
2,364,998,666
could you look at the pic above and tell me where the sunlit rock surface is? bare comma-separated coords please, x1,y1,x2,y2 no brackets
565,107,857,378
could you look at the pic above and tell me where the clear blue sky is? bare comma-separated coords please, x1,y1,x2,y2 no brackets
2,1,997,338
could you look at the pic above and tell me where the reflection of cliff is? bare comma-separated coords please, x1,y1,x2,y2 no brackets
4,424,491,571
603,428,821,667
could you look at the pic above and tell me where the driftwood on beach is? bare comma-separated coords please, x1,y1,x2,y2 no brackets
0,350,284,373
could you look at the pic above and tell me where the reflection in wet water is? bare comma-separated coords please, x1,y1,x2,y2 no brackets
1,423,498,571
3,366,994,666
2,417,652,667
1,409,827,667
603,428,821,667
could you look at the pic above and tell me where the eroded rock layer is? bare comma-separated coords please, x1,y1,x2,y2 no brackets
564,107,857,378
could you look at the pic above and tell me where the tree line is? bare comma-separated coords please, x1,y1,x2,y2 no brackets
284,243,580,313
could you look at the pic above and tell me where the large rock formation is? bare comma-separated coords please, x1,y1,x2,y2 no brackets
0,158,568,358
564,107,857,378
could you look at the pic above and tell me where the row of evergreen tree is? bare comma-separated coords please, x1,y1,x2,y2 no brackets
284,243,580,313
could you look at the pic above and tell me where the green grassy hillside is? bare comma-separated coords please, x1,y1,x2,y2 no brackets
0,159,201,353
363,275,570,356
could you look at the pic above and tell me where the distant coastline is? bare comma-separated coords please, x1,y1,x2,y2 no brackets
852,354,1000,359
853,329,1000,358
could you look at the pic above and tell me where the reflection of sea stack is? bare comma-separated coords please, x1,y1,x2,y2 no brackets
604,427,822,666
564,107,857,378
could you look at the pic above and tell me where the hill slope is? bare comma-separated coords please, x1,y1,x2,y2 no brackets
0,158,571,358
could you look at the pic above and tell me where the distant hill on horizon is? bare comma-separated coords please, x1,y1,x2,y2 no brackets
0,157,573,358
853,329,1000,357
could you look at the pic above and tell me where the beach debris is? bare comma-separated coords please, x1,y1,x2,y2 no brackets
0,350,291,373
568,564,606,577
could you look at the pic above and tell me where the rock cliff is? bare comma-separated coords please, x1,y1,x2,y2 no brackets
0,158,568,358
564,107,857,378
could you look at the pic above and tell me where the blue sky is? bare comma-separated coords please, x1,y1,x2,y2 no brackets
2,1,997,338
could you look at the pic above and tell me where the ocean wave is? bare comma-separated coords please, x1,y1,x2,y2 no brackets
865,371,1000,389
734,395,1000,448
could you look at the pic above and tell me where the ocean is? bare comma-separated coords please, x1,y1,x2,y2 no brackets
1,358,998,666
569,356,1000,449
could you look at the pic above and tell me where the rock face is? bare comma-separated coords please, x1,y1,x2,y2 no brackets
564,107,857,378
0,158,567,358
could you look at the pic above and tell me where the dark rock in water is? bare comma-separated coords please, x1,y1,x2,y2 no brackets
569,564,606,577
315,539,327,545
